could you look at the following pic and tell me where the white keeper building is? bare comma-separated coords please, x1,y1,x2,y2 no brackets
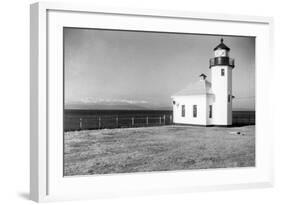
171,38,235,126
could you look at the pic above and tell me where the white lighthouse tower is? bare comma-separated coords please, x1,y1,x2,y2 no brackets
209,38,235,126
171,38,235,126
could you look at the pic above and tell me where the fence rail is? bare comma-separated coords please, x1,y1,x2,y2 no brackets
64,114,173,131
232,112,255,126
64,111,255,131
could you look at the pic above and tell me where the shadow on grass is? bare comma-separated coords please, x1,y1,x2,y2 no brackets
229,124,255,128
17,192,29,200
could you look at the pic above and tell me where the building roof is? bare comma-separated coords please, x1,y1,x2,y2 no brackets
172,79,213,97
213,38,230,51
199,73,207,79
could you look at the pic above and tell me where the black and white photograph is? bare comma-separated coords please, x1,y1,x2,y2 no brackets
63,28,255,176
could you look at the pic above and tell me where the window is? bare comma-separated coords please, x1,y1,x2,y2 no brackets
193,105,197,118
209,105,212,118
181,105,185,117
221,68,225,76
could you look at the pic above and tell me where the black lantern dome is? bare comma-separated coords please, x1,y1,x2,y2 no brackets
213,38,230,51
209,38,235,69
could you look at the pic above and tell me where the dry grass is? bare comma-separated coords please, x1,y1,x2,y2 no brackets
64,125,255,176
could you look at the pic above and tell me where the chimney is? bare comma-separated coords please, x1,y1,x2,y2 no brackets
199,73,207,81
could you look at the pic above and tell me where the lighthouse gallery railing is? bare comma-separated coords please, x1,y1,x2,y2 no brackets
209,57,235,68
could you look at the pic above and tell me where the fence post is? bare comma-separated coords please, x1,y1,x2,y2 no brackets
146,116,148,126
98,116,101,129
116,116,118,128
170,115,172,124
132,117,134,127
163,115,166,125
79,118,82,130
159,116,161,125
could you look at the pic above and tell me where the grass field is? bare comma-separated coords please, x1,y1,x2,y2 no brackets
64,125,255,176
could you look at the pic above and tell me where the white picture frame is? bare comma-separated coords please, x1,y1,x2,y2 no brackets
30,2,274,202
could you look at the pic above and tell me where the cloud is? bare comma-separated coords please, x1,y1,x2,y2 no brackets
78,97,148,104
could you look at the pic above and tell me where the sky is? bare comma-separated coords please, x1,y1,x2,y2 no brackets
64,28,255,111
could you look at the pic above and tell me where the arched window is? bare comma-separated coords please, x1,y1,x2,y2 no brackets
228,94,231,102
221,68,225,76
209,105,212,118
181,105,185,117
193,105,197,118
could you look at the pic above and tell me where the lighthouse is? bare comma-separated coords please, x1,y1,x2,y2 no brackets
171,38,235,126
209,38,235,126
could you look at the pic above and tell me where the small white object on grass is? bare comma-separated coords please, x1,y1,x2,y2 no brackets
229,131,242,135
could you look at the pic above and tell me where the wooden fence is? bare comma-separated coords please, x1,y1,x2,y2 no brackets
64,111,255,131
232,111,255,126
64,114,173,131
